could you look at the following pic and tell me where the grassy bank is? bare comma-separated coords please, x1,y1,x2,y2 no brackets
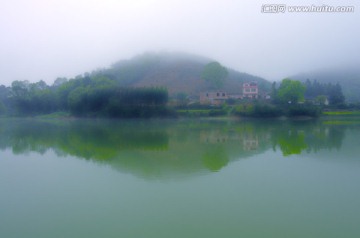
176,108,228,117
322,110,360,116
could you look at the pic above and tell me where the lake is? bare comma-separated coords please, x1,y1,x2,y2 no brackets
0,117,360,238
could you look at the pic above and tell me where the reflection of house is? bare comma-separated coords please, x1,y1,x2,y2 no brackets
243,134,259,150
200,132,228,143
243,138,259,151
199,130,262,151
200,91,228,105
243,82,258,99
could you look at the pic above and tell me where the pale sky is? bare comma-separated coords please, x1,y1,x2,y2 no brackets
1,0,359,85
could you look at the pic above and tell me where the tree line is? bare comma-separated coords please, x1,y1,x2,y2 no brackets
235,78,348,118
0,75,169,118
0,74,353,118
304,79,345,106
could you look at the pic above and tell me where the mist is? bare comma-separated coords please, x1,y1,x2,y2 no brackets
1,0,359,85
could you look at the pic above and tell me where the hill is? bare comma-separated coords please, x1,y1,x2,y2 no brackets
95,52,271,97
0,52,272,117
291,66,360,103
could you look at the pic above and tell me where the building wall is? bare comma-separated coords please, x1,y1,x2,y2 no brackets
243,82,258,99
200,91,228,105
199,82,260,104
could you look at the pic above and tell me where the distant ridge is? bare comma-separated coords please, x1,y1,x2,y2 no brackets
95,52,271,96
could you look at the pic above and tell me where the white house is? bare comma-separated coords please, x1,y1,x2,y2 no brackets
243,82,258,99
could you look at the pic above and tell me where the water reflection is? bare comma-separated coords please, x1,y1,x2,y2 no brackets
271,120,346,156
0,118,358,178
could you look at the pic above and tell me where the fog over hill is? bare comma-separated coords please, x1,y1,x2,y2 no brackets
291,66,360,102
95,52,271,97
1,1,359,87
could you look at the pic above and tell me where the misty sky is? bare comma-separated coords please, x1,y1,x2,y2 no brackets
1,0,359,85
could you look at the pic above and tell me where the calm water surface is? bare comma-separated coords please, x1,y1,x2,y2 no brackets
0,118,359,238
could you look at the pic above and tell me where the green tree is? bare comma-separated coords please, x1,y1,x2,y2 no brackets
277,78,305,104
68,87,87,115
201,62,228,89
11,80,30,98
53,77,68,87
328,83,345,106
270,82,279,104
0,100,6,115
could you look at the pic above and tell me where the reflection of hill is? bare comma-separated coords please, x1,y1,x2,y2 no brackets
0,119,273,178
0,118,355,179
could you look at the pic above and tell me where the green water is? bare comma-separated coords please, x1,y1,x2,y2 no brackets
0,118,359,238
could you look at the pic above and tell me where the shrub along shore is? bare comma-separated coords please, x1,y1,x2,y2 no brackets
0,75,357,119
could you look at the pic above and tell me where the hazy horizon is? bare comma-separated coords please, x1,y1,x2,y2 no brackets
1,0,359,86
